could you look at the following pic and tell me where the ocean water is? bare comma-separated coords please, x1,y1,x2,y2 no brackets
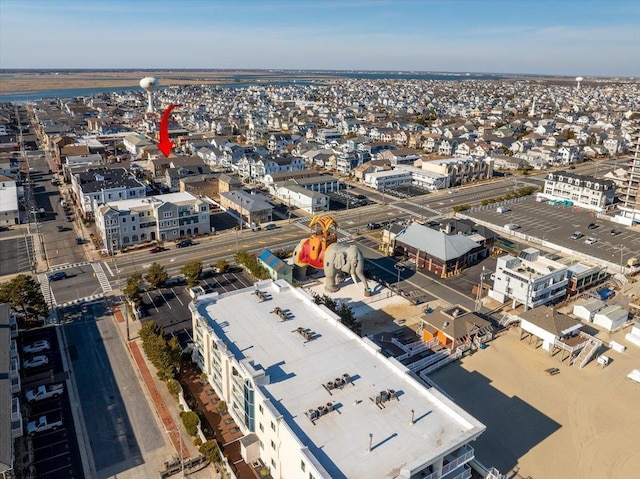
0,71,499,103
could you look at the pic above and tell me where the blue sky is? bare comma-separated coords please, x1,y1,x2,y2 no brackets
1,0,638,76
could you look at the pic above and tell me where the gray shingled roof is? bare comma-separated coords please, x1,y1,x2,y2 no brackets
395,224,480,261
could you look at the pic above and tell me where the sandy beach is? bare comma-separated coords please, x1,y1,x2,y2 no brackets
431,327,640,479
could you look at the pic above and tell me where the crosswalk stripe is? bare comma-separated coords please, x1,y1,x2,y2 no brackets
91,262,113,293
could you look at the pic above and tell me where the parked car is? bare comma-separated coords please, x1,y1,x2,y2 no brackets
367,222,381,230
23,355,49,369
48,271,67,281
23,340,50,354
504,223,520,231
585,237,597,245
27,414,63,436
587,223,599,230
609,229,621,236
75,237,83,245
263,223,277,231
496,206,510,213
570,231,584,240
149,246,168,253
25,383,64,403
176,239,194,248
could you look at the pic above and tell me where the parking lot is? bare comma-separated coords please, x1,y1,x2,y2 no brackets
139,267,255,335
327,191,370,211
465,198,640,267
0,234,35,276
20,327,84,479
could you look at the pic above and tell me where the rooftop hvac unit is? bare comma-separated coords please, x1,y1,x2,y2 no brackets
326,402,334,412
318,405,328,416
326,381,335,390
307,409,319,421
388,389,396,400
380,390,390,402
334,377,344,388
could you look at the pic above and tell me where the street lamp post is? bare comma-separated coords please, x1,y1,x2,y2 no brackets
165,428,184,477
394,263,405,296
475,266,490,312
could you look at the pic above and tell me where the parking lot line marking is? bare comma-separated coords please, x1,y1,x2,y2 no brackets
32,450,70,465
146,292,159,312
158,290,171,309
172,288,184,306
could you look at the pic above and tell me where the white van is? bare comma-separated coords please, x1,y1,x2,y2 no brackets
496,206,510,213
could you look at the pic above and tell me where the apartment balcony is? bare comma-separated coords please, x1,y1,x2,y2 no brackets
9,313,18,338
440,444,475,477
441,464,472,479
11,397,23,439
10,357,21,394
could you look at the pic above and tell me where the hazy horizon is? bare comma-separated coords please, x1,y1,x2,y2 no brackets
1,0,639,77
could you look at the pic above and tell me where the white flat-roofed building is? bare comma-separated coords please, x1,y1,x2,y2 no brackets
364,169,412,191
489,248,568,310
273,184,329,214
190,279,485,479
0,175,19,226
394,164,450,191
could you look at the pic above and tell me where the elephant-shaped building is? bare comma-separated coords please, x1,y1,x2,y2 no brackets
293,215,369,293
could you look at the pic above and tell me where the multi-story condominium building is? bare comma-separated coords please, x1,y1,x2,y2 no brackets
0,175,19,226
95,192,209,249
71,167,146,219
540,171,616,212
190,279,485,479
1,303,24,478
421,156,493,187
489,248,568,310
618,119,640,224
363,169,412,191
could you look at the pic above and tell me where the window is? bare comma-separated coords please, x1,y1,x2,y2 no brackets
271,459,276,468
270,421,275,431
301,460,306,472
270,440,275,450
122,217,126,223
259,405,263,414
259,440,263,449
163,212,172,218
309,474,315,479
259,423,264,432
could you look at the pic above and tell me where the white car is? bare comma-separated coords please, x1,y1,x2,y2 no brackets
23,340,50,354
23,355,49,369
585,237,597,245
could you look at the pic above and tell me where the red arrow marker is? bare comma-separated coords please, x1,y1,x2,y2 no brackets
158,104,182,157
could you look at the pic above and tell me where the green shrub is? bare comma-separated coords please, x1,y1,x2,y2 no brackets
180,411,199,436
199,440,221,463
167,379,181,398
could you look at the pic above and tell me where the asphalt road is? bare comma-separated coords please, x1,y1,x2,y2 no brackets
61,299,164,477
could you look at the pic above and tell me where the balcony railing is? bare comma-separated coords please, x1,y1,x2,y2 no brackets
441,465,472,479
441,445,474,476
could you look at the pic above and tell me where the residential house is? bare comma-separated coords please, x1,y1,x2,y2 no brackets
421,156,493,186
218,190,273,228
420,306,493,351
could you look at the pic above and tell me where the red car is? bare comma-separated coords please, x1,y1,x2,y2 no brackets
149,246,168,253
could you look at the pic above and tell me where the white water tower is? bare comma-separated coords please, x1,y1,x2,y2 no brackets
575,76,583,91
139,76,158,113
